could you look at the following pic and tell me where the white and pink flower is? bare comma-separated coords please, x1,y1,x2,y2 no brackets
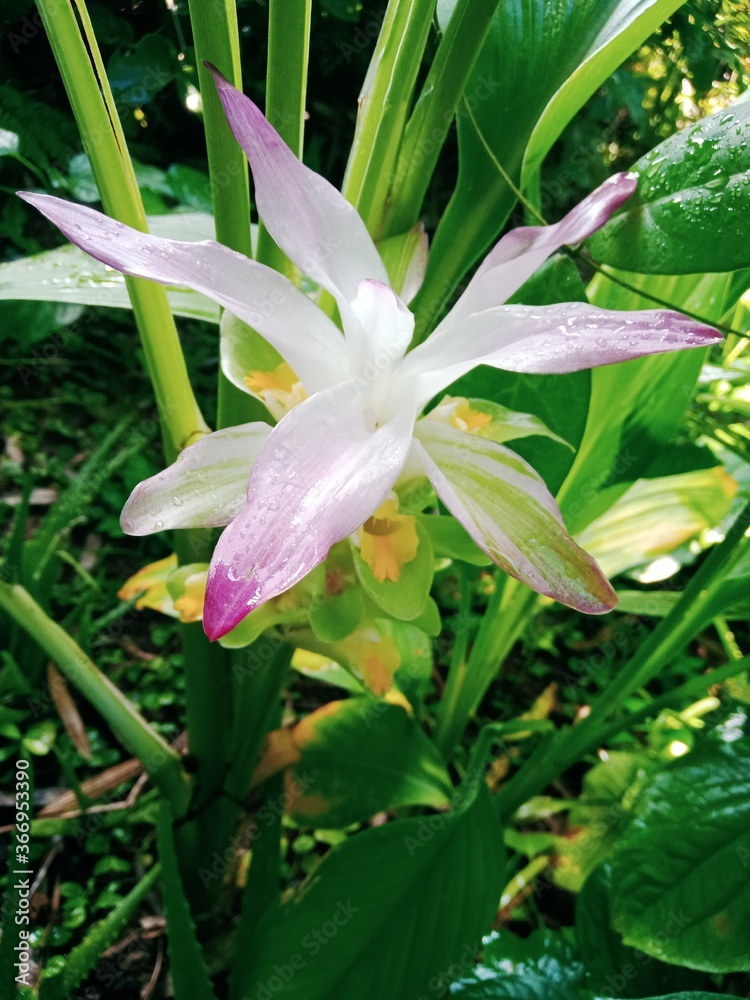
20,68,721,640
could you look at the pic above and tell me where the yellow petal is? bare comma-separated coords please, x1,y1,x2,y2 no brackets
118,554,179,616
244,362,307,419
244,361,299,394
452,400,492,432
173,571,208,623
359,498,419,583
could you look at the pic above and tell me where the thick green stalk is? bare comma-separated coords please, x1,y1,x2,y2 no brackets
341,0,435,236
256,0,312,279
0,584,191,816
180,0,257,817
36,0,206,458
383,0,500,236
186,0,262,430
225,640,293,804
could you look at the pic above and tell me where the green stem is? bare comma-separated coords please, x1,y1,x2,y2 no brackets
495,500,750,819
36,0,206,458
341,0,435,236
496,654,750,822
256,0,311,279
185,0,260,431
435,576,539,758
383,0,500,237
589,499,750,721
225,640,292,804
0,584,191,816
595,655,750,746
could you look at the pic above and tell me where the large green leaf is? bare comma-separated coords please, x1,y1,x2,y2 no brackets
576,464,737,579
414,0,684,328
235,788,505,1000
588,100,750,274
0,213,220,322
577,864,714,998
450,972,579,999
560,268,738,533
450,929,585,999
609,742,750,973
282,697,453,827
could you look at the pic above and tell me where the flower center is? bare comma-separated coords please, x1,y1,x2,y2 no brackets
245,362,307,420
359,496,419,583
428,396,492,434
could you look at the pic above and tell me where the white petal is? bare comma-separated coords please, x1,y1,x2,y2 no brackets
442,173,637,325
19,193,348,394
203,380,416,638
210,68,390,310
414,420,616,614
346,279,414,384
121,422,272,534
399,303,721,409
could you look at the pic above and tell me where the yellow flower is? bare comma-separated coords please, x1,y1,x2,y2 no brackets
359,495,418,583
244,362,306,420
118,554,178,615
428,395,492,433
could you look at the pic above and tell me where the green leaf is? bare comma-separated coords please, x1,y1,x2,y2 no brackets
588,101,750,274
576,465,737,580
0,128,19,156
0,213,220,322
414,0,684,328
613,590,681,616
107,33,178,107
450,974,579,999
290,649,367,694
309,585,364,642
377,619,435,705
165,164,213,212
286,697,452,827
609,742,750,972
0,298,83,350
553,751,650,894
236,787,505,1000
560,268,739,534
447,369,590,497
507,253,589,307
433,254,588,496
352,520,434,621
577,864,712,998
419,513,490,566
407,594,442,636
23,719,57,755
467,398,573,451
451,928,585,999
594,995,739,1000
